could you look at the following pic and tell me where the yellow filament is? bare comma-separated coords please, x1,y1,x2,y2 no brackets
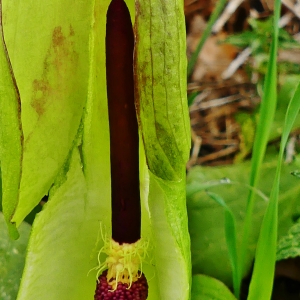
92,238,149,290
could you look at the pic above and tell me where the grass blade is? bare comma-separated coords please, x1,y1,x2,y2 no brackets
207,191,240,299
187,0,227,78
239,0,281,293
248,73,300,300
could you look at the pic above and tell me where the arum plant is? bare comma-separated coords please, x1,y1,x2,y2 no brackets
0,0,191,299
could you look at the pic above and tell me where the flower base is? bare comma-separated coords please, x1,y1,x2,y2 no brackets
92,238,149,291
94,270,148,300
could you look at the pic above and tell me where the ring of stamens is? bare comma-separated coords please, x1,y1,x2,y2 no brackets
91,238,148,290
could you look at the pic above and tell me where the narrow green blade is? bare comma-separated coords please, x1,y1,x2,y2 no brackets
240,0,281,293
248,70,300,300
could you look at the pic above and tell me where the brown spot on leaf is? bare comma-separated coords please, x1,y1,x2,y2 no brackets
31,79,51,116
52,26,66,47
31,25,78,117
69,25,75,36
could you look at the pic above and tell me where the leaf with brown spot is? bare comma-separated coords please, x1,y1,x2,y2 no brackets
2,0,92,226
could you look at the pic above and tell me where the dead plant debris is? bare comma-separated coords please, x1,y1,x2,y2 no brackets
186,0,300,168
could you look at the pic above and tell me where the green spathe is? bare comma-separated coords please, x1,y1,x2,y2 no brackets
134,0,190,181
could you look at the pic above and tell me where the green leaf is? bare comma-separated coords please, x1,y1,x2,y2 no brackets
0,1,22,238
234,112,256,163
188,91,198,107
225,17,300,53
135,0,190,181
191,275,237,300
2,0,91,226
235,75,300,163
277,219,300,261
272,75,300,140
187,152,300,287
0,213,30,300
206,191,239,298
291,170,300,179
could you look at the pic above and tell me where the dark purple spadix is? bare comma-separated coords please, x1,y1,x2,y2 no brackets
106,0,140,244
